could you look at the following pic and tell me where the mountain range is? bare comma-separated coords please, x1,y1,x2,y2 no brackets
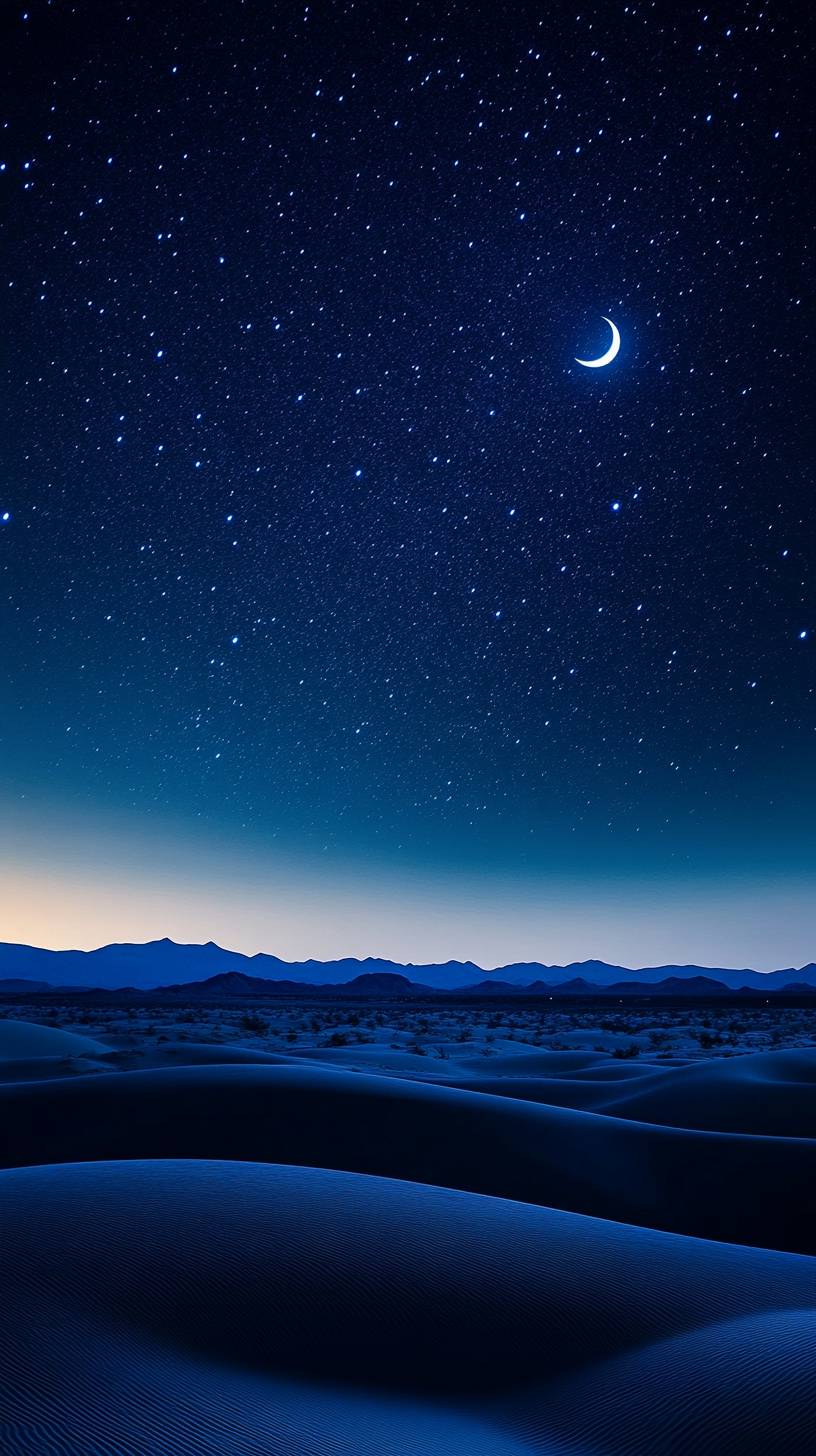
0,938,815,995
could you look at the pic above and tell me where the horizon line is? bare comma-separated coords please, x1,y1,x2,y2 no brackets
1,935,812,976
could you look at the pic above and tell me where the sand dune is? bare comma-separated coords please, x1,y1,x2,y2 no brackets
2,1159,815,1455
0,1017,109,1061
1,1058,814,1251
1,1016,814,1451
597,1047,816,1135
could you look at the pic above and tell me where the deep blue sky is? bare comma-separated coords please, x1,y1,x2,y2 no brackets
0,0,813,961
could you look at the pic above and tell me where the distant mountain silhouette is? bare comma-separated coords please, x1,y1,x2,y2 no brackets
161,971,298,997
339,972,425,995
0,978,54,994
158,969,428,998
0,938,814,994
607,975,734,997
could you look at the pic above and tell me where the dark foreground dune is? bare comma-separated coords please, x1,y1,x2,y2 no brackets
2,1159,815,1456
2,1059,815,1251
1,1016,814,1452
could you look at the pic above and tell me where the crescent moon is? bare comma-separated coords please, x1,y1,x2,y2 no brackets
575,316,620,368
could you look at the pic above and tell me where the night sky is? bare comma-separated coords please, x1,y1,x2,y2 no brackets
1,0,813,965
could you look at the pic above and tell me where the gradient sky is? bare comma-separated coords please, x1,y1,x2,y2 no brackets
1,1,813,967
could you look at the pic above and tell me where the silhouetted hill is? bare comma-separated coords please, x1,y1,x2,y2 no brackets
607,975,734,997
156,969,427,998
514,974,739,997
0,977,94,994
0,939,814,994
0,984,57,995
0,978,54,994
341,972,423,995
161,971,295,997
461,979,520,995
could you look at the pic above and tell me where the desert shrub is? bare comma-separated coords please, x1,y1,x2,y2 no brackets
612,1043,640,1059
240,1011,269,1034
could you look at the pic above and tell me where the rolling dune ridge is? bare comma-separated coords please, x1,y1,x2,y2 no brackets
1,1011,814,1451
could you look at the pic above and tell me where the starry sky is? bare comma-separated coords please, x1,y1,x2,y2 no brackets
1,0,813,967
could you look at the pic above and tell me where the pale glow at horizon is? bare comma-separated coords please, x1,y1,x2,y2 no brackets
1,803,813,972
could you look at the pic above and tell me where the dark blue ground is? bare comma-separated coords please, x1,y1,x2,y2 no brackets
1,1027,814,1452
